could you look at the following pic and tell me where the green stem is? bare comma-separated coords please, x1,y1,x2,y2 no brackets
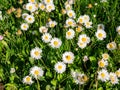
37,79,40,90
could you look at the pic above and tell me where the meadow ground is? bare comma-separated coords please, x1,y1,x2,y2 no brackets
0,0,120,90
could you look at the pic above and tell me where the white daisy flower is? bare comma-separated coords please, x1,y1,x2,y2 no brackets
97,24,105,30
48,20,57,28
54,62,66,73
98,59,108,68
66,18,76,27
10,68,15,74
106,42,117,50
84,21,92,28
20,23,29,31
46,4,55,12
26,3,36,12
25,15,35,24
66,29,75,39
44,0,53,4
42,33,52,43
78,34,90,44
30,47,42,60
77,16,84,24
98,69,109,82
67,10,76,18
39,26,48,33
109,72,119,85
65,4,72,11
95,30,106,40
115,68,120,78
83,15,90,23
102,53,109,60
23,76,33,85
30,66,44,79
76,26,83,32
50,38,62,48
116,26,120,35
39,3,45,11
22,13,29,19
77,41,87,49
62,51,75,64
28,0,36,3
73,72,88,85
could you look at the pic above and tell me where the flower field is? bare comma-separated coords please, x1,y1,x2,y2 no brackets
0,0,120,90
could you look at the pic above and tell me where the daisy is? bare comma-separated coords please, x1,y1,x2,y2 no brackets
39,3,45,11
44,0,53,4
30,66,44,79
66,29,75,39
84,21,92,28
20,23,29,31
28,0,36,3
26,3,36,12
48,20,57,28
50,38,62,48
30,47,42,60
67,10,76,18
116,26,120,35
25,15,35,24
42,33,52,43
106,42,117,50
22,13,29,19
66,18,76,27
77,41,87,49
65,4,72,11
95,30,106,40
77,16,84,24
62,51,75,64
54,62,66,73
102,53,109,60
115,68,120,78
46,4,55,12
97,24,105,30
98,59,108,68
83,15,90,23
23,76,33,85
76,26,83,32
78,34,90,44
109,72,119,85
98,69,109,82
73,72,88,84
39,26,48,33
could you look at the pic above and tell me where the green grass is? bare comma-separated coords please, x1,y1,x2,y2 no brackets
0,0,120,90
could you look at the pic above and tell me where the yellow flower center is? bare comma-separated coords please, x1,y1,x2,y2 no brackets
98,33,103,38
68,21,73,25
26,76,31,82
76,27,82,32
23,25,27,29
99,61,105,67
82,75,88,82
28,17,32,21
31,0,35,3
45,36,48,40
29,6,33,10
109,43,113,48
34,70,39,75
66,55,71,61
53,41,58,46
58,65,62,70
51,23,55,27
47,0,50,3
69,13,73,17
40,4,45,9
103,54,109,60
67,31,71,36
82,37,87,42
48,6,52,9
34,51,40,56
79,19,83,23
116,71,120,76
101,73,105,78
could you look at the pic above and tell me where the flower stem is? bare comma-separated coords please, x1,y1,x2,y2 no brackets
37,79,40,90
